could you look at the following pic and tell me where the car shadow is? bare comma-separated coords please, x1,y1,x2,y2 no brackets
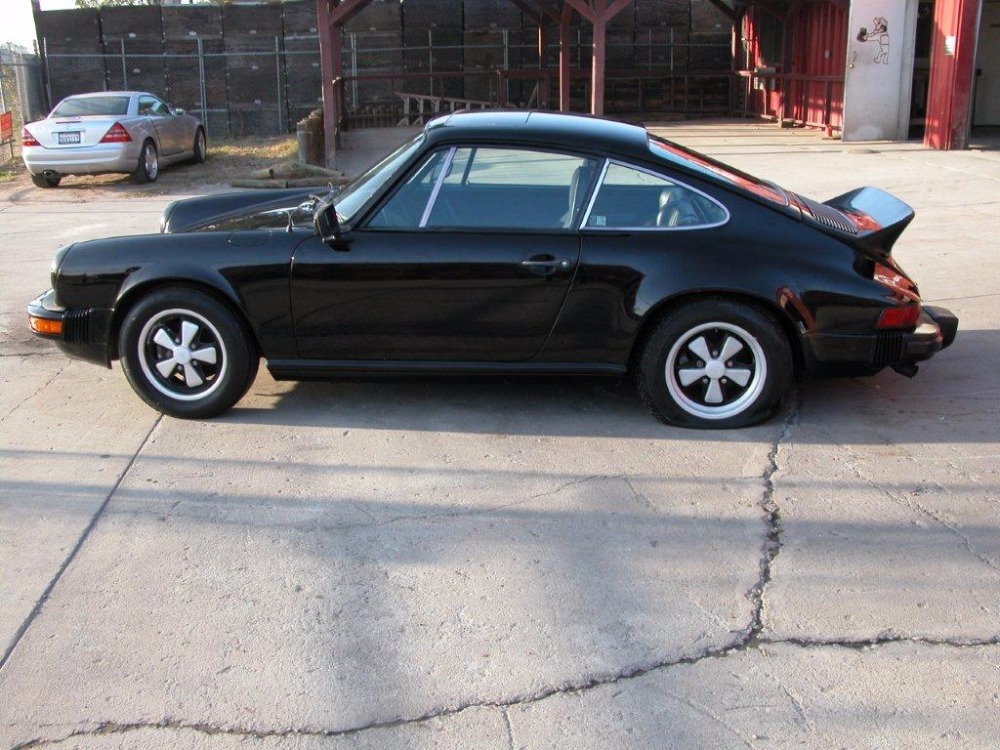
223,328,996,444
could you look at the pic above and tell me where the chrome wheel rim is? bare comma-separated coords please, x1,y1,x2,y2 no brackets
665,321,767,420
138,308,227,401
197,131,206,160
145,146,159,179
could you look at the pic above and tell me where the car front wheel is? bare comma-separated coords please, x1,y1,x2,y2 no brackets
191,128,207,164
119,288,258,419
132,140,159,184
637,299,792,428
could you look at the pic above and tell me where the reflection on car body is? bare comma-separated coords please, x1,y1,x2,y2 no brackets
27,111,957,428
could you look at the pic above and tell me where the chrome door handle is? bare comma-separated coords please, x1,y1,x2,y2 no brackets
521,258,571,269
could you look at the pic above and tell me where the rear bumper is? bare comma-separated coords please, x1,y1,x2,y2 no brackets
22,142,140,176
806,305,958,374
27,289,112,368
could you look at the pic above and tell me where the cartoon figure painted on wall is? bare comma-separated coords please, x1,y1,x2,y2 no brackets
857,17,890,64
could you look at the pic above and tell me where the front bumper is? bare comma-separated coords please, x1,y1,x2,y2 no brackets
27,289,112,367
806,305,958,374
22,142,141,177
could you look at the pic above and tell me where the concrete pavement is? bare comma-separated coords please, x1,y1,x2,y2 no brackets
0,122,997,749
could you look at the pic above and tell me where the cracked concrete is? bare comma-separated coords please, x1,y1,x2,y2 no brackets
1,124,998,749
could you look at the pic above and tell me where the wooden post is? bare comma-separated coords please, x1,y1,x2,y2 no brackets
559,3,573,111
564,0,634,115
316,0,337,168
315,0,374,168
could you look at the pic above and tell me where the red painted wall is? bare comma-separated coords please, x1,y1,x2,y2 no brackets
741,1,847,130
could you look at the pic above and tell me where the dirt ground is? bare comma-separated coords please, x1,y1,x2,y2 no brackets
0,133,300,203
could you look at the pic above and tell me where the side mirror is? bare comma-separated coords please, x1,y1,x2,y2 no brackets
173,107,186,116
313,194,342,246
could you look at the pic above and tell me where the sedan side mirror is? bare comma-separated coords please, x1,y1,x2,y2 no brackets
173,107,186,116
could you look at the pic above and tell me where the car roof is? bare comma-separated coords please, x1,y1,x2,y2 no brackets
60,91,151,99
424,110,651,158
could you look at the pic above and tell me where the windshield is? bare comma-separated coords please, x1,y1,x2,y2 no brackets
52,96,131,118
334,133,426,224
648,135,788,206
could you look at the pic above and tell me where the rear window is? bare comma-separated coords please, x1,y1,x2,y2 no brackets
52,96,131,118
648,135,788,206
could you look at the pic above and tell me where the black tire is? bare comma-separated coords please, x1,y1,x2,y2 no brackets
132,140,159,184
636,299,792,429
31,173,61,188
191,128,207,164
118,288,258,419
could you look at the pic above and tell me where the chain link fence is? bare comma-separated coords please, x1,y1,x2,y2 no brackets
36,28,732,141
44,38,322,141
1,45,45,168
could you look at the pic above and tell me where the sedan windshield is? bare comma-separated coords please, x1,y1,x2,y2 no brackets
52,96,131,118
334,133,425,224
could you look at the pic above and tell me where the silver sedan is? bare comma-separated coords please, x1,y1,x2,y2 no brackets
21,91,206,188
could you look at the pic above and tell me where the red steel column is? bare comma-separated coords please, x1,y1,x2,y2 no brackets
559,3,573,111
591,2,607,115
316,0,337,167
924,0,982,149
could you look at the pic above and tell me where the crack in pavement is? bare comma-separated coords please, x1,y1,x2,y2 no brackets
0,414,163,673
840,445,1000,572
13,392,997,749
13,636,1000,749
0,365,66,423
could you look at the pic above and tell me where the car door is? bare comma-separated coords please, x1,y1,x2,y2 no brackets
290,145,600,362
138,95,185,156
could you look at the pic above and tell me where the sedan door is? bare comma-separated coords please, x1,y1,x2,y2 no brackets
137,95,186,156
291,145,600,362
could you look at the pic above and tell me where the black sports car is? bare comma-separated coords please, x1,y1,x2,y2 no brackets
27,111,957,428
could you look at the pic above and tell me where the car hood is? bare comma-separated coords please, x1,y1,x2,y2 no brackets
161,188,321,233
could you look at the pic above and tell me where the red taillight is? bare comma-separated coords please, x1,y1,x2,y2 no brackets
877,304,921,329
100,122,132,144
22,127,40,147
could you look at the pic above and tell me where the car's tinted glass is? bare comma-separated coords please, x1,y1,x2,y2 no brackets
586,162,728,229
138,96,170,116
334,133,426,225
52,96,131,117
369,147,598,231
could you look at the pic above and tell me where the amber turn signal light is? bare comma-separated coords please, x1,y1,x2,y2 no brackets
28,315,62,335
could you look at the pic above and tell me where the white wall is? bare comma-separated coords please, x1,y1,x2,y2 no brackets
843,0,919,140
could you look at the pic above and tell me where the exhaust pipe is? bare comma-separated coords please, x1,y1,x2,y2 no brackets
891,363,918,378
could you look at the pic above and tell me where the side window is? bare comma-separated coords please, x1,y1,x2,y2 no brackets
139,97,169,116
585,162,728,229
367,149,450,229
426,147,599,230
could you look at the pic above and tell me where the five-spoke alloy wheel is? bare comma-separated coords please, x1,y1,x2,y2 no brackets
638,299,792,428
119,288,258,418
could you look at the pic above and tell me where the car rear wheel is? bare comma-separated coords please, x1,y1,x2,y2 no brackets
132,140,159,184
191,128,207,164
119,288,258,419
637,299,792,428
31,173,61,188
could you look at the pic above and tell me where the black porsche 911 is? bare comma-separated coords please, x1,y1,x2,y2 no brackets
27,111,957,428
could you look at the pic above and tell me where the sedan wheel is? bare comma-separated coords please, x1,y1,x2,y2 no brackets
192,128,207,164
132,140,159,184
119,288,258,418
637,300,792,428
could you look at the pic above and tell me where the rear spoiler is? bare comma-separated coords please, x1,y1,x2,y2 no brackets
825,187,915,257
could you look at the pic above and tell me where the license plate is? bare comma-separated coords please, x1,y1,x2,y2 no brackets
57,131,81,145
